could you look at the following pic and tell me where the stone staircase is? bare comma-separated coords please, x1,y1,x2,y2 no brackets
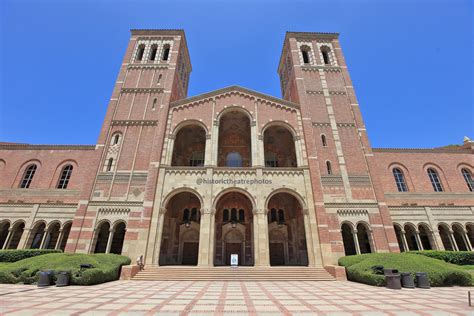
131,266,336,281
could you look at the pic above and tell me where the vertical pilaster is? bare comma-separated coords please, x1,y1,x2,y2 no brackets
198,209,212,266
254,209,269,266
352,230,361,255
105,229,115,254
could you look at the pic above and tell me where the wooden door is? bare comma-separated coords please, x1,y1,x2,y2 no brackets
269,243,285,266
182,242,199,265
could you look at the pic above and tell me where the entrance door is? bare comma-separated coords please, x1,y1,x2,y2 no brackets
269,243,285,266
225,243,242,265
182,242,199,265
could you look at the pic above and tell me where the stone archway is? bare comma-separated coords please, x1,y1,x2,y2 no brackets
438,224,454,251
452,224,469,251
404,224,419,251
27,222,46,249
159,192,201,265
341,223,357,255
110,222,126,255
418,224,434,250
93,221,110,253
267,192,308,266
263,125,297,167
171,124,206,167
0,221,10,249
6,222,25,249
44,222,61,249
218,110,251,167
356,223,373,254
214,191,254,266
393,224,406,252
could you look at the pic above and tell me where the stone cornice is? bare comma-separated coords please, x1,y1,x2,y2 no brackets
111,120,158,126
0,144,95,150
301,65,341,72
325,202,379,208
121,87,164,94
169,86,300,111
0,203,78,208
127,64,169,70
373,148,472,154
385,192,474,200
88,201,143,207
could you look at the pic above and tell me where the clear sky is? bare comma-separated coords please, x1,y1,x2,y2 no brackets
0,0,472,148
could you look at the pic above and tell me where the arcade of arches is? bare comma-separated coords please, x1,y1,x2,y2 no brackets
93,221,127,255
340,222,374,256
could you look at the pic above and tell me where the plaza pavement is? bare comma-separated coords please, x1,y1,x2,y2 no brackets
0,280,472,315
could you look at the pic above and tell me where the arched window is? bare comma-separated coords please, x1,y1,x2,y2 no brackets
270,208,277,222
462,168,473,192
326,161,332,175
223,209,229,222
191,208,198,221
151,98,157,110
162,44,170,61
321,134,327,147
57,164,73,189
149,44,157,61
190,152,204,167
278,209,285,223
427,168,443,192
183,209,190,222
136,44,145,61
265,152,278,168
226,152,243,167
238,209,245,222
301,47,310,64
106,158,114,172
231,208,237,222
392,168,408,192
157,74,162,85
321,47,331,65
20,164,37,189
112,133,121,145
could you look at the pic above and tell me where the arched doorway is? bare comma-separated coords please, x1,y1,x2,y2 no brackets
267,192,308,265
263,125,297,167
0,221,10,249
7,221,24,249
159,192,201,265
341,223,357,256
171,124,206,166
393,224,405,252
404,224,419,251
44,222,61,249
356,223,373,254
214,191,254,266
452,224,469,251
418,224,434,250
218,110,251,167
28,222,46,249
438,224,454,251
110,222,126,254
59,222,72,251
93,221,110,253
467,224,474,247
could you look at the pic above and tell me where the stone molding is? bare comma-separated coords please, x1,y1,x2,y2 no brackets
111,120,158,126
301,65,341,72
120,88,164,94
127,64,169,70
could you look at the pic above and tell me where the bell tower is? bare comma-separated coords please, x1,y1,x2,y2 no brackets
278,32,399,263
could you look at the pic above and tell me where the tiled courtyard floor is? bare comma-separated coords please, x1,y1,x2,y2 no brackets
0,280,472,315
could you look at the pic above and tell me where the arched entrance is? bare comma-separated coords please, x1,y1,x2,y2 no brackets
93,221,110,253
0,221,10,249
218,110,251,167
404,224,419,251
214,191,254,266
418,224,434,250
452,224,469,251
341,223,357,255
159,192,201,265
171,124,206,166
356,223,373,254
467,224,474,247
393,224,406,252
263,125,297,167
438,224,454,251
267,192,308,265
44,222,61,249
110,222,126,254
7,221,24,249
59,222,72,251
27,222,46,249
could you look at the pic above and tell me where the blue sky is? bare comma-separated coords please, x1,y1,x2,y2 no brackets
0,0,472,148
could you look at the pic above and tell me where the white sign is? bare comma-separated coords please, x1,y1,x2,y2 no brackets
230,254,238,267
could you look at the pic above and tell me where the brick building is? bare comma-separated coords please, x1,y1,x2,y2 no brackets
0,30,473,271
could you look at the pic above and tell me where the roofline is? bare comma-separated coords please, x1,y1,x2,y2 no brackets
169,85,300,109
0,144,96,150
278,31,340,73
130,29,192,71
372,148,472,154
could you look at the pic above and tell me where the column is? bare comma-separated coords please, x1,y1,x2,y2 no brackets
154,208,166,265
254,209,269,266
55,229,64,250
449,230,459,251
105,229,115,254
39,230,49,249
198,208,212,266
414,231,424,251
401,230,409,252
463,230,473,251
250,120,258,167
2,229,13,250
302,210,316,266
204,134,213,166
208,209,215,266
352,230,361,255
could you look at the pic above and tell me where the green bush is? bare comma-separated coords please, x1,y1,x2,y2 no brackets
411,251,474,266
338,253,472,287
0,253,131,285
0,249,62,262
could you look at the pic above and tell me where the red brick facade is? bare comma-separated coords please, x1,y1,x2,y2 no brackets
0,30,472,265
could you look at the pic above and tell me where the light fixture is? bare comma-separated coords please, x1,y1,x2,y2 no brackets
231,221,236,228
185,221,191,228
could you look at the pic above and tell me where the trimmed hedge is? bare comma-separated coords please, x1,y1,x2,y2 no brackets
338,253,472,287
0,249,62,262
411,251,474,266
0,253,131,285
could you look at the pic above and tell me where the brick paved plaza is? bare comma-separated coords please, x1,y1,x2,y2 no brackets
0,281,472,315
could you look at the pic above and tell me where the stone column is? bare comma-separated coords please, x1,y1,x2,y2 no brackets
39,230,49,249
414,231,424,251
401,230,409,252
154,208,167,265
432,229,444,250
204,134,212,166
254,209,269,266
55,229,64,250
294,136,303,167
352,230,361,255
462,230,473,251
250,120,258,167
208,209,216,266
2,229,13,250
302,209,316,266
105,229,115,254
198,208,212,266
211,120,219,166
449,230,459,251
